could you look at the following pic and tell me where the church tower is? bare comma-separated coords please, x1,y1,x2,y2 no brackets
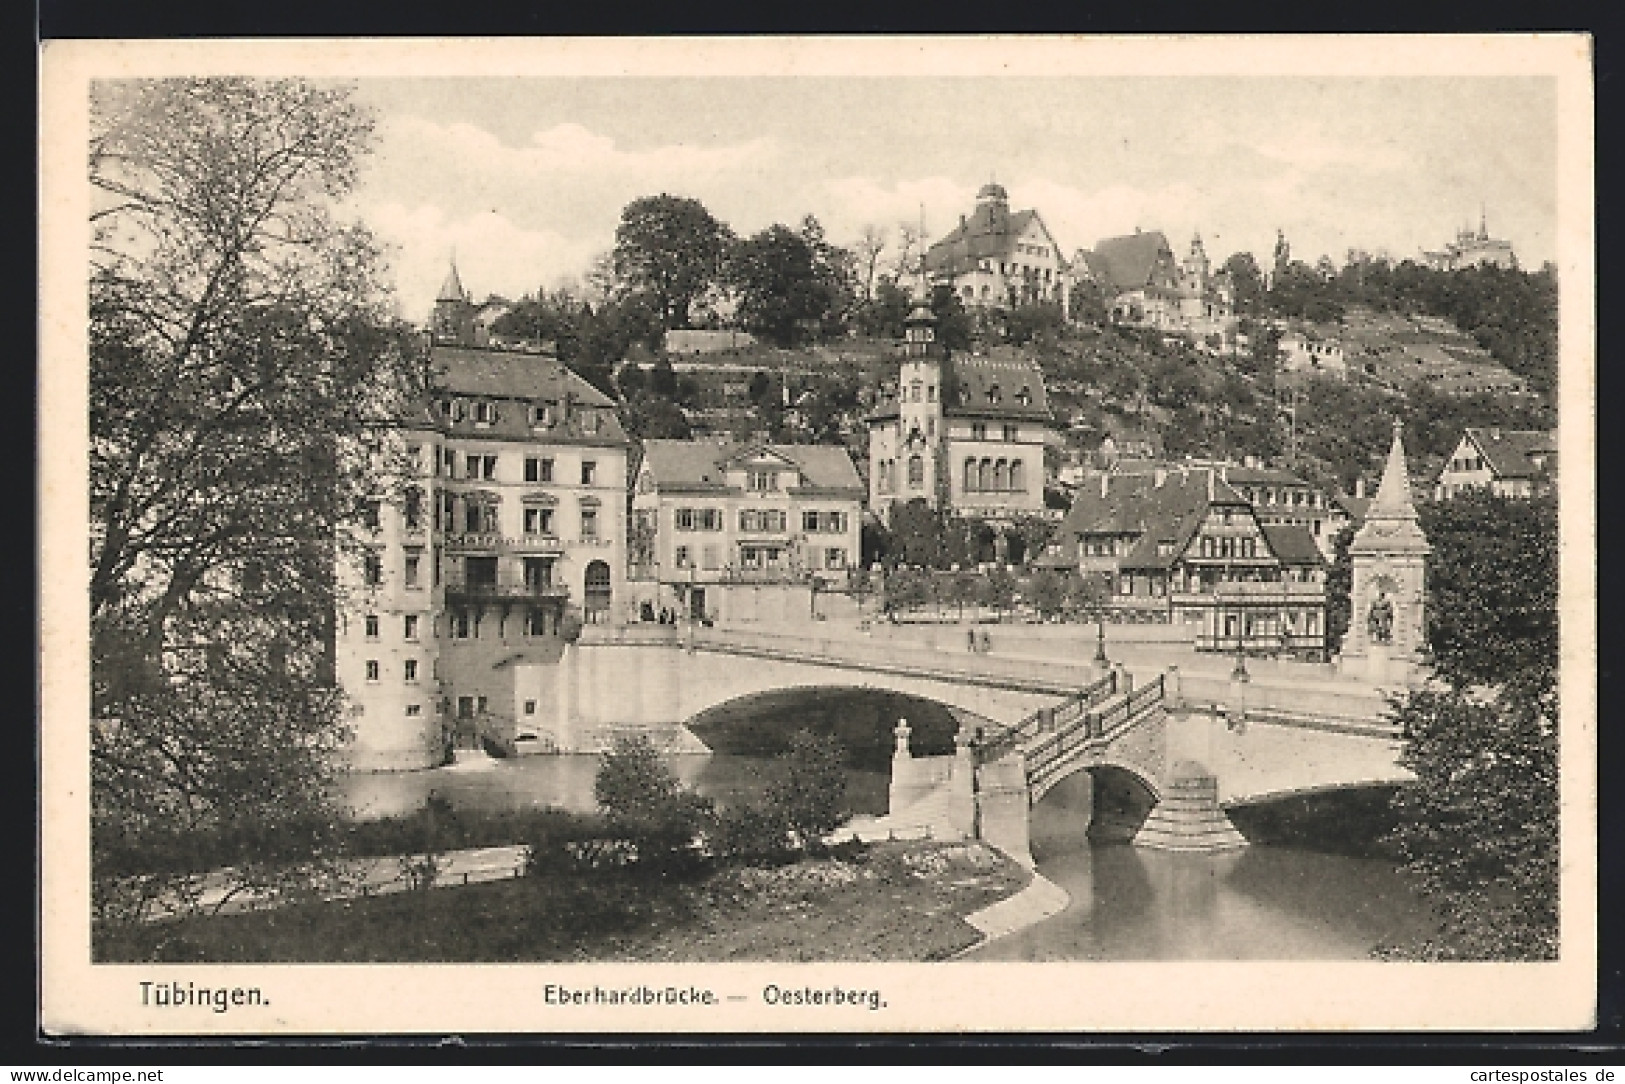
1339,421,1432,685
431,259,475,346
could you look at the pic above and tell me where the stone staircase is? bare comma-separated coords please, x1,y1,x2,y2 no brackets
1130,774,1248,852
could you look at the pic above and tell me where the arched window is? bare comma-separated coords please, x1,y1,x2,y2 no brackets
907,456,925,487
993,459,1008,491
964,458,978,492
909,380,922,402
584,560,612,623
979,458,992,491
1010,460,1025,491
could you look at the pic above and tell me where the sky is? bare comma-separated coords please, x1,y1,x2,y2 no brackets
346,76,1558,321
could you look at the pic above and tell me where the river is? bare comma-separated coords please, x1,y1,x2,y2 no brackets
339,752,1435,961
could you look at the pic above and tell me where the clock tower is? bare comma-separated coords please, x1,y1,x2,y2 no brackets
1339,421,1432,684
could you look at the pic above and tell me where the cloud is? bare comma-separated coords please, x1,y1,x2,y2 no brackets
362,201,603,319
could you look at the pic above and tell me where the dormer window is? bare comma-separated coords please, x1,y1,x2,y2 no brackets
580,409,600,434
748,470,779,493
473,400,496,425
530,404,555,428
1016,386,1032,406
987,384,1001,404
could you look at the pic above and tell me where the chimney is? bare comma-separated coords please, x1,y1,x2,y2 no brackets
1100,473,1110,499
960,214,967,228
1206,469,1215,501
1355,477,1366,499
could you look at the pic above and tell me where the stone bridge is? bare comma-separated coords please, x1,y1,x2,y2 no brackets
557,624,1414,860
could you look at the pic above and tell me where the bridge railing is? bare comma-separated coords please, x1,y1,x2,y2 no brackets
976,673,1118,764
688,625,1102,693
1022,673,1166,783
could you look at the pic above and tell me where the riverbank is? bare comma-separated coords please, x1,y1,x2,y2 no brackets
96,840,1029,963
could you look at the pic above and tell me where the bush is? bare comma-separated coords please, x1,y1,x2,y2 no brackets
594,735,716,876
763,730,848,852
712,804,793,866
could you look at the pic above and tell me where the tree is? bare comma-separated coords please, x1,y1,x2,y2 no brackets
612,194,734,330
726,219,852,347
594,735,714,875
88,79,424,921
1380,490,1559,960
1383,684,1557,960
1418,492,1557,691
763,730,849,850
1221,252,1265,314
854,224,888,302
929,284,973,354
1323,524,1356,653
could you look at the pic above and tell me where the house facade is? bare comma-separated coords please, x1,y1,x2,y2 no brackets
1433,427,1557,499
1051,468,1328,658
867,305,1055,524
922,183,1071,316
628,438,864,623
1074,230,1233,336
336,272,631,770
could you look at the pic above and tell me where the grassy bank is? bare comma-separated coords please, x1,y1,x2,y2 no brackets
96,841,1027,963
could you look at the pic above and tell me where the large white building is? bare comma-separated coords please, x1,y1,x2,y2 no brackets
1422,213,1518,272
867,305,1056,524
922,183,1071,316
628,438,865,624
336,268,631,770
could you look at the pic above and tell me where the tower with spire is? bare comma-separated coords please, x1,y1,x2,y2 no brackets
1338,421,1432,683
431,257,477,346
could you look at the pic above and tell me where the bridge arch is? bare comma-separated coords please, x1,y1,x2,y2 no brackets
686,683,998,770
1029,763,1161,848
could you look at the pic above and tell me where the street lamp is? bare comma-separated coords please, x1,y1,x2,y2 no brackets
1094,609,1109,665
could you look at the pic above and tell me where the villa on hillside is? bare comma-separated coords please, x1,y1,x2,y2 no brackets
1422,212,1518,271
1072,229,1234,339
923,183,1072,317
1433,427,1557,500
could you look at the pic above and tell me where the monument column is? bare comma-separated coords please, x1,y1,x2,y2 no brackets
1338,421,1431,687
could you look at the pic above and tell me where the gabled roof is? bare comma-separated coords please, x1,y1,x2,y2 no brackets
923,199,1060,278
1085,231,1178,291
1463,427,1558,480
1059,469,1247,571
638,438,863,494
1260,523,1325,567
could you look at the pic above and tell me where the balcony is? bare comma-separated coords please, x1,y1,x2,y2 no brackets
442,531,566,555
443,569,570,603
1171,579,1326,605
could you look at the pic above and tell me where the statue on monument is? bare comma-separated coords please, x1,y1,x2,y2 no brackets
1367,590,1394,645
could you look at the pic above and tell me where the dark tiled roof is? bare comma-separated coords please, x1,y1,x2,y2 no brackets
1085,231,1178,291
944,356,1053,421
639,438,863,494
923,202,1053,277
1223,465,1311,487
430,345,627,446
432,346,615,406
1060,469,1245,572
1260,523,1325,567
1464,428,1557,480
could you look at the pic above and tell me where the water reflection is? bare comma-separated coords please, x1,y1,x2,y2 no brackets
337,753,890,822
968,788,1437,961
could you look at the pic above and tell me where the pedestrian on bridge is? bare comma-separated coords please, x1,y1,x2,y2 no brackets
979,628,992,654
967,627,977,652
